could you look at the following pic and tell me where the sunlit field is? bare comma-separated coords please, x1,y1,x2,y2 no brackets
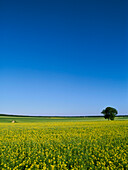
0,120,128,169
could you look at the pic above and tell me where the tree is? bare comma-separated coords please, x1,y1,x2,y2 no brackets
101,107,118,120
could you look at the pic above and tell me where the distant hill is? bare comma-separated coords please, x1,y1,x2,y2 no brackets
0,113,128,117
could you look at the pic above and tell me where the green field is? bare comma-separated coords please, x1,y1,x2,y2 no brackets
0,115,128,123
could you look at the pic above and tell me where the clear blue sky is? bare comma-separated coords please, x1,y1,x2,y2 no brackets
0,0,128,116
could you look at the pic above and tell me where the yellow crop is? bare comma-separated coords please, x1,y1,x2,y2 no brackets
0,121,128,169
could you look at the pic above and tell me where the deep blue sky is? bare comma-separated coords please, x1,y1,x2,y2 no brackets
0,0,128,116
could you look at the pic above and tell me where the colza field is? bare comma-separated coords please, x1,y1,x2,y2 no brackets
0,121,128,170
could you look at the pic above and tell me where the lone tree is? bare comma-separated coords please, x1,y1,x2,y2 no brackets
101,107,118,120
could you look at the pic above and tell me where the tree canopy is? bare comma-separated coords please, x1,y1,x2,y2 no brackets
101,107,118,120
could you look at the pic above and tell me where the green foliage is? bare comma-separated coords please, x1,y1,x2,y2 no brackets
101,107,118,120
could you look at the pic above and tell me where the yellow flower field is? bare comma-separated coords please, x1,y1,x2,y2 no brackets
0,121,128,170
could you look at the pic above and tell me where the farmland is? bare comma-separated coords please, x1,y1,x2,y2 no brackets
0,117,128,169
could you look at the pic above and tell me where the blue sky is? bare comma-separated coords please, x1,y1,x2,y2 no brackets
0,0,128,116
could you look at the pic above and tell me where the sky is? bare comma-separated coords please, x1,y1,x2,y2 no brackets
0,0,128,116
